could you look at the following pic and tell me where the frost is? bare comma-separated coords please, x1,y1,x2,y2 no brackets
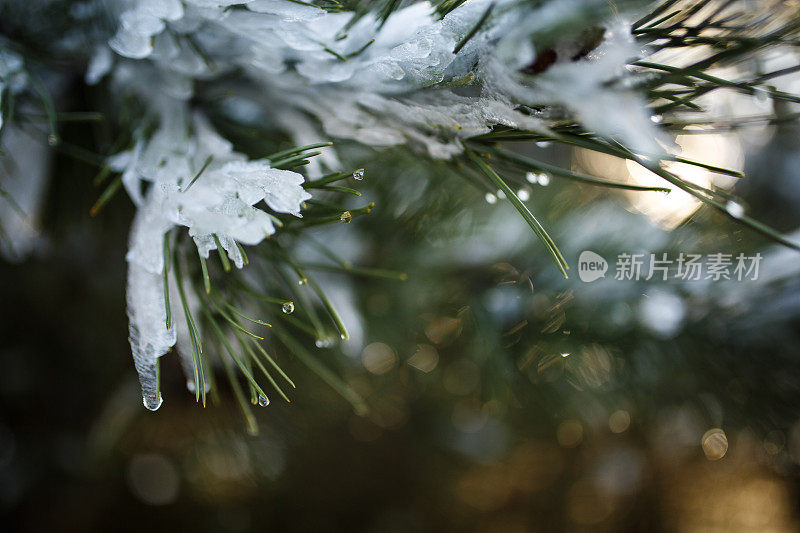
121,105,310,269
104,0,661,159
118,98,310,403
528,20,664,154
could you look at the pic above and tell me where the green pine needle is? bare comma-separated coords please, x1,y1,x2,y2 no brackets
466,149,569,278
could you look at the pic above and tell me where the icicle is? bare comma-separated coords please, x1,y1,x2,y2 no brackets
127,262,175,410
126,193,176,409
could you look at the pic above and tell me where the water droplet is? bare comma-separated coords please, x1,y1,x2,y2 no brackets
560,352,570,358
142,392,163,411
315,337,333,348
339,210,352,224
496,190,506,200
536,141,551,148
258,394,270,407
726,200,744,218
186,380,210,394
298,277,307,286
526,171,538,184
517,188,531,201
650,115,663,124
484,192,497,204
352,168,365,180
282,301,295,314
47,134,59,146
537,173,550,186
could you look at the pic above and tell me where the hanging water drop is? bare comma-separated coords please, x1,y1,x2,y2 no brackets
536,141,551,148
352,168,365,180
282,301,295,314
258,393,270,407
650,115,663,124
485,192,497,204
496,190,506,200
186,380,210,394
340,210,352,224
298,277,308,286
142,391,163,411
517,188,531,201
525,171,538,184
726,200,745,219
315,337,333,348
537,173,550,186
47,134,59,146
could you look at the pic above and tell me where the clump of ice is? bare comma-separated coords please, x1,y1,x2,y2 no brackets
526,20,665,154
104,0,662,159
118,92,310,406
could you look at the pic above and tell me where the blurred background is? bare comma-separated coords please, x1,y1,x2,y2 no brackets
3,93,800,532
2,3,800,528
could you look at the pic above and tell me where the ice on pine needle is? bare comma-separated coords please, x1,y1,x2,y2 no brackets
97,0,670,408
127,262,174,411
121,101,310,408
105,0,659,160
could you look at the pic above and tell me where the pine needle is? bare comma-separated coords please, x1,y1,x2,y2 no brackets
466,149,569,278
